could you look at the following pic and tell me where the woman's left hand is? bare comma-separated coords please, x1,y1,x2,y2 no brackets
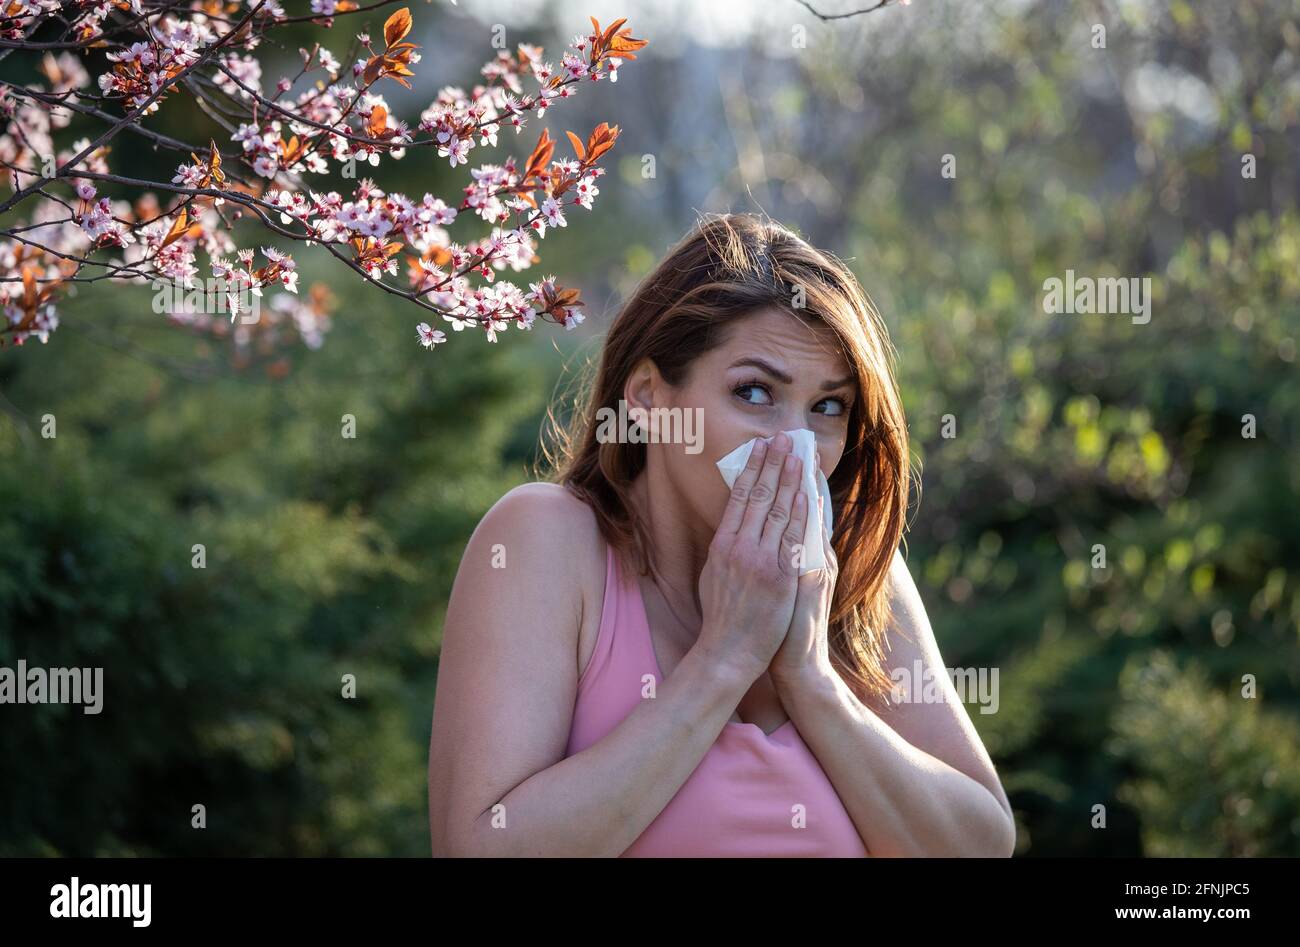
769,489,839,691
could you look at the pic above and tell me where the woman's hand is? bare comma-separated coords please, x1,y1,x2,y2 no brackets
769,488,839,692
694,431,810,685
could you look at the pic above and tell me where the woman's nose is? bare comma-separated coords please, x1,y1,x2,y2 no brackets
756,418,811,440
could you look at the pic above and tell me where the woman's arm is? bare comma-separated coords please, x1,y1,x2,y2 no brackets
427,482,757,857
776,549,1016,857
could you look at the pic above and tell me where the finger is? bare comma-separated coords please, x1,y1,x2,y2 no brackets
761,450,802,555
780,487,810,576
716,437,768,537
738,432,792,542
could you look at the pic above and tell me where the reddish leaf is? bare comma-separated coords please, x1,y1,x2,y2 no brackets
524,128,554,180
161,209,189,249
602,18,626,46
608,33,647,59
208,140,224,184
584,122,620,164
565,130,586,161
384,7,413,48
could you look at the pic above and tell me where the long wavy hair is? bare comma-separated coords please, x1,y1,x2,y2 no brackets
541,212,911,708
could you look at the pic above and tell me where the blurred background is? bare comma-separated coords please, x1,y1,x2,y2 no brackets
2,0,1298,856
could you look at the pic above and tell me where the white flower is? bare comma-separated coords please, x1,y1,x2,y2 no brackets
416,322,446,348
442,138,470,168
541,196,566,228
572,176,599,209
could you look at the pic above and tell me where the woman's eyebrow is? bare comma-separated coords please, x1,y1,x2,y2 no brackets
730,356,854,392
730,356,792,383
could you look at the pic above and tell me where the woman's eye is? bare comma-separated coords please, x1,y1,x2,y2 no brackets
734,384,773,406
815,397,848,417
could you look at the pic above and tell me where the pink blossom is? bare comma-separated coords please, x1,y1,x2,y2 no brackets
573,175,600,210
416,322,446,348
441,137,471,168
541,197,567,229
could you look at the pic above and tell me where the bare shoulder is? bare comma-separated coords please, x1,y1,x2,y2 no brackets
455,480,607,645
480,480,601,542
473,482,605,586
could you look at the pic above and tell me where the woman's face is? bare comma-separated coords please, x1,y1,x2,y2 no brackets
628,306,858,532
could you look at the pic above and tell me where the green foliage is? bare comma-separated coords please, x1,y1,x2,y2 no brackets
1111,652,1300,857
0,267,548,855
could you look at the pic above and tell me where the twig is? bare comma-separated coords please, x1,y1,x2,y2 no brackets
792,0,905,21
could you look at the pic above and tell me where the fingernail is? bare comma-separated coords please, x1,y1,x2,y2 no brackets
784,454,798,473
773,432,791,451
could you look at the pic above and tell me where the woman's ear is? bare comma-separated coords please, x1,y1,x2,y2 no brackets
623,357,663,431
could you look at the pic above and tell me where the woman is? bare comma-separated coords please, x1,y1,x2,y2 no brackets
427,213,1015,857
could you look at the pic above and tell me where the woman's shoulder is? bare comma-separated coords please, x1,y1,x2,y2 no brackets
467,481,608,637
482,481,601,535
473,481,608,581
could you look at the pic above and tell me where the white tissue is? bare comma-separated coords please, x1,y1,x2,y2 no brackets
715,428,834,575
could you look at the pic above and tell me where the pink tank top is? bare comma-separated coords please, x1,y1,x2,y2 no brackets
564,541,869,857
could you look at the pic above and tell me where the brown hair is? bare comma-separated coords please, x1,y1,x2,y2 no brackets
541,212,910,708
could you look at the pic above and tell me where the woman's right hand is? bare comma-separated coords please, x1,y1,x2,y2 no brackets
694,431,810,683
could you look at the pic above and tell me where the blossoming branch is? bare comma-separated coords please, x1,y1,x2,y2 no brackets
0,2,646,365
